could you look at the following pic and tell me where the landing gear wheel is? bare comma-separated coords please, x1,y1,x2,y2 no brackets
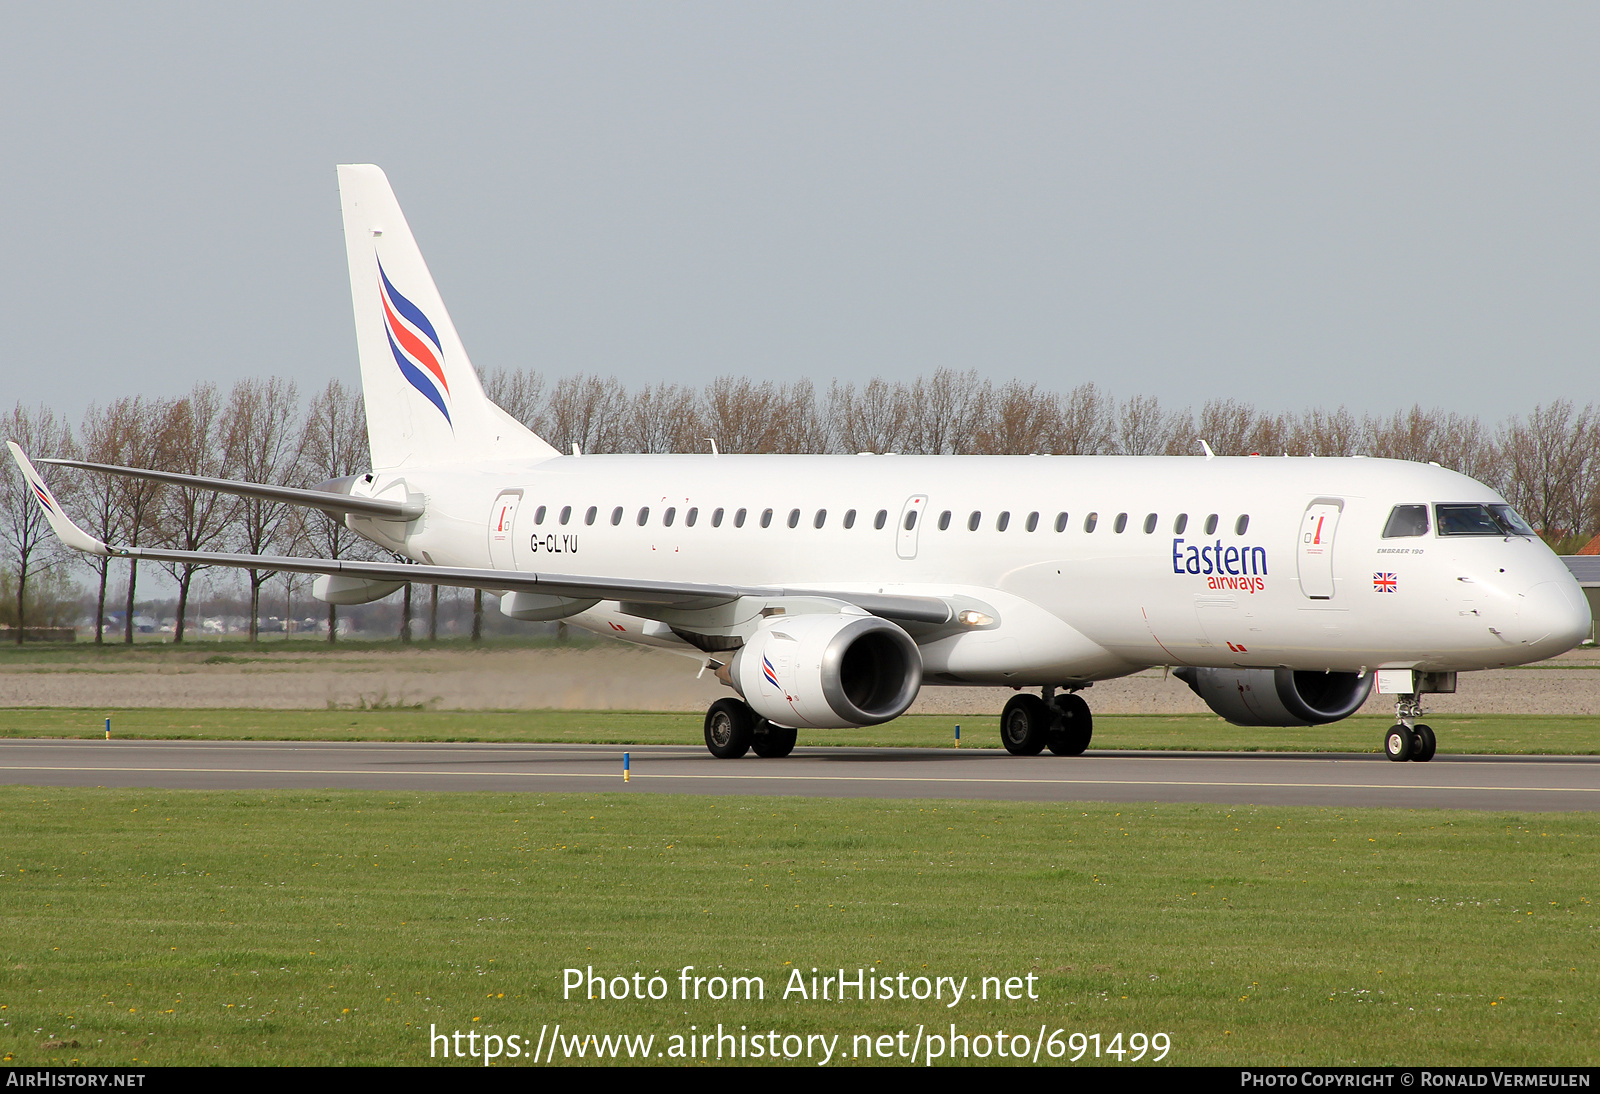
1047,693,1094,756
1410,723,1436,763
752,722,798,758
1001,694,1050,755
1384,724,1415,763
704,698,756,759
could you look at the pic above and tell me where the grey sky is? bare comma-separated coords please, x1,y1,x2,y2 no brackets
3,3,1596,423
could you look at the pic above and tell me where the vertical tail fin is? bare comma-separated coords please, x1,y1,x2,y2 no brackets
337,164,558,469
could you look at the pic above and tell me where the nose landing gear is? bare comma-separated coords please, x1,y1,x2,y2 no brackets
1384,695,1437,763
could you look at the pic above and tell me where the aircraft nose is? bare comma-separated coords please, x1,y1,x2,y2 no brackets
1518,579,1593,655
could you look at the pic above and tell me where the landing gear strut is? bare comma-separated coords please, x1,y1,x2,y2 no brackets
1001,687,1094,756
1384,694,1436,763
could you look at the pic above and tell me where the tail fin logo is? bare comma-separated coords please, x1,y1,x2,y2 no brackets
377,257,451,425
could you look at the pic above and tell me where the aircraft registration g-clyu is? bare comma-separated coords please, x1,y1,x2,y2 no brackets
11,165,1591,762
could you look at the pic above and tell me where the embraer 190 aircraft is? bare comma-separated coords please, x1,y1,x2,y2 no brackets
11,166,1591,762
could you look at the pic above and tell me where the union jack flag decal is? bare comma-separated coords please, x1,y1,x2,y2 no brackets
1373,572,1397,593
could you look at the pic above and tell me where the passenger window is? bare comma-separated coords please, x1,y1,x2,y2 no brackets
1235,515,1249,535
1143,513,1157,534
1113,513,1128,533
1054,512,1068,533
637,507,650,526
874,509,888,530
904,510,918,531
610,506,623,526
663,507,676,527
585,506,597,526
1382,505,1429,538
967,511,981,531
711,507,725,527
734,508,747,528
787,508,801,529
996,511,1010,531
843,509,857,529
1204,513,1218,535
559,505,572,525
1083,512,1098,533
1173,513,1187,534
813,509,826,529
1025,511,1039,532
534,505,547,525
938,510,952,531
761,508,773,528
686,507,698,527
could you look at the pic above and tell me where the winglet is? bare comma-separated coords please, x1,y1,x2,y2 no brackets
6,442,110,556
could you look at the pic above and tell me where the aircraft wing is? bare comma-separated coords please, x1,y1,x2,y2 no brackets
9,443,953,622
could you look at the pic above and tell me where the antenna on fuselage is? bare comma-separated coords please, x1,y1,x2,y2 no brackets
706,438,720,457
1200,440,1215,461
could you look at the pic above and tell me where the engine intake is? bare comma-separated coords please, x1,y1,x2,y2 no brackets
728,612,922,729
1173,667,1372,727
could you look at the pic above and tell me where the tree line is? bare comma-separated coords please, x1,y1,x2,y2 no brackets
3,368,1597,643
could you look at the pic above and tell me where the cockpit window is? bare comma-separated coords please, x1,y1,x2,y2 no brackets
1487,504,1536,537
1382,504,1429,538
1435,503,1535,537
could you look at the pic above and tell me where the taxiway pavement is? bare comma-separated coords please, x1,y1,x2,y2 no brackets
1,739,1597,811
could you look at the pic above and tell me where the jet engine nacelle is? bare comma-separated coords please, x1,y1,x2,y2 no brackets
1173,666,1373,727
728,612,922,729
312,574,406,605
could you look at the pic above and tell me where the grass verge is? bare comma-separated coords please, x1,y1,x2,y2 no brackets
0,786,1595,1066
1,708,1597,754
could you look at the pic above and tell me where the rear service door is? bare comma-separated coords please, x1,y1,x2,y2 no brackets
1297,498,1344,599
488,490,523,569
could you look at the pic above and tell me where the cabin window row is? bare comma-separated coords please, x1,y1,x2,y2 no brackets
528,503,1250,537
926,510,1247,536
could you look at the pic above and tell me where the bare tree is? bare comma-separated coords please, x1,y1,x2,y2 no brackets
621,382,704,454
223,378,303,641
74,401,134,642
1113,394,1180,456
0,404,71,642
481,367,546,429
1055,383,1116,455
152,384,231,642
1499,401,1595,542
1292,406,1361,457
974,381,1057,455
544,374,627,454
905,369,988,455
831,378,911,454
702,377,784,454
299,380,373,642
1197,399,1256,455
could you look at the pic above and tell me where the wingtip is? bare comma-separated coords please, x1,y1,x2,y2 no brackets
6,442,110,556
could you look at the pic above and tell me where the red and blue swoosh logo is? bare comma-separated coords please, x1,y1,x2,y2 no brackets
763,655,779,689
378,258,451,425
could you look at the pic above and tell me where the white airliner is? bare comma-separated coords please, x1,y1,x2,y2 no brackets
11,165,1591,763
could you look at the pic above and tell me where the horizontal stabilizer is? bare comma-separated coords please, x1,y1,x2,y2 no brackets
39,458,423,521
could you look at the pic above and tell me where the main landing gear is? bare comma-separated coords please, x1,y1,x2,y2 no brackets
1383,694,1437,763
703,698,796,759
1000,687,1094,756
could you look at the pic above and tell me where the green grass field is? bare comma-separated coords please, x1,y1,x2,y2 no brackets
0,787,1595,1067
1,707,1597,755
